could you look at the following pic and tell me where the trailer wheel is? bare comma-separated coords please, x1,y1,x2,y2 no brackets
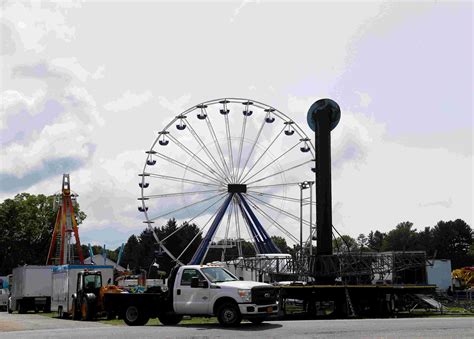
158,313,183,326
18,301,27,314
123,305,149,326
217,302,242,327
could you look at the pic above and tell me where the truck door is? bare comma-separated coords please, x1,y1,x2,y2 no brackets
174,269,210,314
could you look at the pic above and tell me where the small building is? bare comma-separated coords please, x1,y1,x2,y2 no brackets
84,254,126,272
426,259,452,291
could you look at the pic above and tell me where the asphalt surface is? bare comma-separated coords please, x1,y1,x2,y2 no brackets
1,312,473,338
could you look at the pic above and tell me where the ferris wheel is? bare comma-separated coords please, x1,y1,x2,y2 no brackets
138,98,315,265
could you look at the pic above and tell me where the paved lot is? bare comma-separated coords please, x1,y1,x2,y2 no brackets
0,312,109,332
1,312,473,338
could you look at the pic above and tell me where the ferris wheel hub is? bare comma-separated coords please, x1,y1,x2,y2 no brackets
228,184,247,193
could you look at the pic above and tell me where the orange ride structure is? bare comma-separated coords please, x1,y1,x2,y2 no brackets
46,174,84,265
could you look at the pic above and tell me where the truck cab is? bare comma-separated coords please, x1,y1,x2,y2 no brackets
172,265,278,326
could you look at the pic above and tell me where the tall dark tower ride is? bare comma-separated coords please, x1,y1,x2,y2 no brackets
307,99,341,256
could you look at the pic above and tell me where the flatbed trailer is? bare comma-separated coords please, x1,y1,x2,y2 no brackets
278,284,437,318
103,290,171,324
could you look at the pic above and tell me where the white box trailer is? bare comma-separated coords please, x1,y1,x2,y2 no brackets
51,265,114,317
9,265,54,313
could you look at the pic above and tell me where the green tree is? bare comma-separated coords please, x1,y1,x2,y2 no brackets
367,230,385,252
332,235,358,253
270,236,290,253
432,219,473,268
0,193,86,275
381,221,418,251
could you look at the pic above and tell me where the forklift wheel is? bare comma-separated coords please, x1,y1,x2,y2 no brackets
81,297,92,321
71,299,80,320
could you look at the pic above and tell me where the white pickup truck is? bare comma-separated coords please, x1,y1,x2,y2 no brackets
104,264,279,326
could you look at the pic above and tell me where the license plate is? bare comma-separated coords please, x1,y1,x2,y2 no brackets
266,306,273,313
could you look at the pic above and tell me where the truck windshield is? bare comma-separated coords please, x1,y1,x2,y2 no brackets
84,274,102,289
201,267,238,283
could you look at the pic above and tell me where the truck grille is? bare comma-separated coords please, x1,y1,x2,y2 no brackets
251,287,278,305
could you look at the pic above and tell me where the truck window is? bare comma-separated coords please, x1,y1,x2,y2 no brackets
180,269,206,286
201,267,238,283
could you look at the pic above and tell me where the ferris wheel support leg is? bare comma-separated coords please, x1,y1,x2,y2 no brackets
236,199,266,254
238,194,280,254
189,194,234,265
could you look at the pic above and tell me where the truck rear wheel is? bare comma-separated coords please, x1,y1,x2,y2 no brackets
217,302,242,327
123,305,149,326
158,313,183,325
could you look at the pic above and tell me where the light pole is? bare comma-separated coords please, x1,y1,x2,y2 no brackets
299,181,311,261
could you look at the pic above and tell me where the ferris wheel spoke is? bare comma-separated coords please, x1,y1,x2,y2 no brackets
239,126,285,183
186,118,230,182
149,192,227,221
143,189,225,199
205,114,233,181
247,182,303,189
161,193,228,243
145,225,184,266
224,114,236,181
235,115,248,179
236,117,266,183
245,159,312,186
153,152,223,185
146,173,223,188
246,191,306,203
242,141,301,184
168,134,226,183
245,195,299,243
246,192,311,227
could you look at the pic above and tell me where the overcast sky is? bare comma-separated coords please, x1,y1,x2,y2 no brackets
1,0,472,251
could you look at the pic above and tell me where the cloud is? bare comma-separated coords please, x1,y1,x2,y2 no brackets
0,156,84,193
12,61,68,81
230,0,260,23
104,90,153,112
2,1,76,52
157,94,192,113
0,22,16,55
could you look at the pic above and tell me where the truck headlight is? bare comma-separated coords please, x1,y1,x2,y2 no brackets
238,289,252,302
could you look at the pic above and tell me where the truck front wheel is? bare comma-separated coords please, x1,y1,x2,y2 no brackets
158,313,183,326
217,302,242,327
123,305,149,326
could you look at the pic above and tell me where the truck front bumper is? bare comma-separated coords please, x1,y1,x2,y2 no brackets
238,303,278,316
